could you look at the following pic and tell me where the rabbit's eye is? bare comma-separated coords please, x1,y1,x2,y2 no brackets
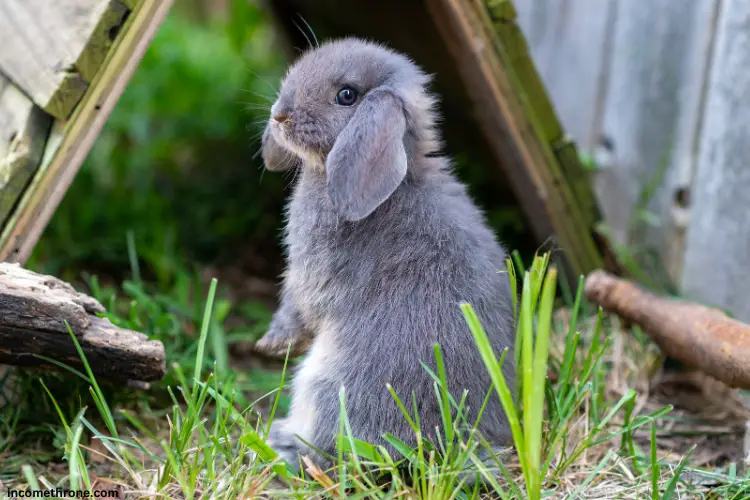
335,87,358,106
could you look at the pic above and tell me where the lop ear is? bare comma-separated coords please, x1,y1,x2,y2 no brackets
261,123,297,171
326,88,407,221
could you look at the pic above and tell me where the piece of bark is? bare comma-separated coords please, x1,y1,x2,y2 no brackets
0,262,105,335
0,263,164,384
584,269,750,389
0,315,165,383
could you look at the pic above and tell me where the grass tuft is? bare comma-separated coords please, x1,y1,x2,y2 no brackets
3,251,747,498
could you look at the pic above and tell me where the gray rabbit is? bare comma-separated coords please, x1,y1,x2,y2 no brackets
260,38,516,471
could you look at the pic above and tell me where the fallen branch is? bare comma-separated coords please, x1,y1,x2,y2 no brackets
0,263,165,384
584,270,750,389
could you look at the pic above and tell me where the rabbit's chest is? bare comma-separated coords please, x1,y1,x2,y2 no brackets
285,183,355,322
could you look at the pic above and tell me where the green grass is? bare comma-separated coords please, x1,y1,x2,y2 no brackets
2,4,746,498
3,252,746,498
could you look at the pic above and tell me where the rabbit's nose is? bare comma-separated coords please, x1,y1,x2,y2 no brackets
273,113,290,124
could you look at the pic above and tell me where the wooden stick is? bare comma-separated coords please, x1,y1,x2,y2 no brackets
585,270,750,389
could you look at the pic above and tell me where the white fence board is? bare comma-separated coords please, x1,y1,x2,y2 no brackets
515,0,615,151
517,0,726,288
681,0,750,320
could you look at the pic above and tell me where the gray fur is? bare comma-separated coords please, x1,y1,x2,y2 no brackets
261,123,297,171
326,87,407,221
261,38,516,471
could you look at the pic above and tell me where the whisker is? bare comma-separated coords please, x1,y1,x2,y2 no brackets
248,130,266,142
240,89,275,103
292,18,314,50
285,164,301,190
245,70,281,98
297,14,319,48
242,104,272,113
246,118,270,126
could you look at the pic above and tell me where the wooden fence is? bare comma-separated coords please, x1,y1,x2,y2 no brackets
517,0,750,320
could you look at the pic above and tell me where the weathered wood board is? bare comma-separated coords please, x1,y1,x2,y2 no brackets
0,0,129,120
0,76,53,228
681,0,750,320
515,0,616,152
0,263,165,383
0,0,174,264
516,0,717,259
594,0,718,256
515,0,750,322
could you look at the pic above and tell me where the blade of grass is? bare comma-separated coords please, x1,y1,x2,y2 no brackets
461,303,529,491
63,323,117,439
661,446,695,500
433,344,455,448
505,256,518,323
193,278,218,398
526,267,557,498
126,230,141,284
558,275,584,398
651,420,659,500
22,465,40,490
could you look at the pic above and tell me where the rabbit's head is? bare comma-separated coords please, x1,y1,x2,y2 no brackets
262,38,440,221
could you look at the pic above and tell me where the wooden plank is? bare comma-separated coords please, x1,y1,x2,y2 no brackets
0,75,53,228
486,2,601,233
681,0,750,322
0,0,175,264
426,0,605,278
657,0,721,284
593,0,718,257
0,0,129,120
514,0,617,152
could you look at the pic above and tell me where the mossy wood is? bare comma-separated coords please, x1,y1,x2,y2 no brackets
0,0,129,121
0,0,174,264
268,0,605,279
427,0,604,276
0,76,53,230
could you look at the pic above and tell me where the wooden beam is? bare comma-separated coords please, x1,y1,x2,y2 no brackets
0,0,129,120
426,0,605,277
0,75,53,228
120,0,139,11
0,0,174,264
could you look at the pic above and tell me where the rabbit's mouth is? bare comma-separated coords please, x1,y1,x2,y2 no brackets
271,122,325,171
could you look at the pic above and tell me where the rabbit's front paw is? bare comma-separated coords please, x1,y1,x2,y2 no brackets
267,419,304,471
255,324,312,358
